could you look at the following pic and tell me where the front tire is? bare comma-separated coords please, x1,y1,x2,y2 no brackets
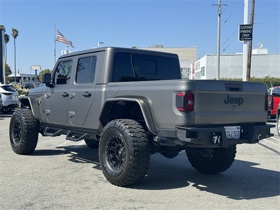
9,109,39,155
186,145,237,174
99,119,150,187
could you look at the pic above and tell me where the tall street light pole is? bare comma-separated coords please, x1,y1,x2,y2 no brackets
216,0,222,80
214,0,226,80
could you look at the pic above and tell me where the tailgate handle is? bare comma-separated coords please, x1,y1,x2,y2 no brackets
225,83,243,91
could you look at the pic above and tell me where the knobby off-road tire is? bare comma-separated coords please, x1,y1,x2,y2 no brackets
186,145,237,174
9,109,39,155
99,119,151,187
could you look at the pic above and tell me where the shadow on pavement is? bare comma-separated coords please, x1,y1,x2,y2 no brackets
30,144,280,200
136,152,280,200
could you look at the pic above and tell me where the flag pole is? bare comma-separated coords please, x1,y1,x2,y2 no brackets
54,23,56,64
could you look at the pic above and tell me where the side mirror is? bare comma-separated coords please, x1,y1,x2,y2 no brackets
42,73,53,87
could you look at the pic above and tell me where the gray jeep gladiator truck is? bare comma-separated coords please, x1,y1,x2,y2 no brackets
9,47,273,186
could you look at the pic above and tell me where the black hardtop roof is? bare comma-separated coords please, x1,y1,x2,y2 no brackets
59,46,179,59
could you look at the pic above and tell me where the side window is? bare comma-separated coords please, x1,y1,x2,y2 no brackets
53,60,72,85
112,52,135,82
76,56,97,84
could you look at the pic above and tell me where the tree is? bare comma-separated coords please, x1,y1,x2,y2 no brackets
38,69,52,81
5,63,12,82
11,28,19,83
4,33,9,44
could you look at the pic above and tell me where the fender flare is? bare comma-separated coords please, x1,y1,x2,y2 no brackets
100,97,158,135
18,96,37,117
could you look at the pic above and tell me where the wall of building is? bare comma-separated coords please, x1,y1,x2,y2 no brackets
143,47,197,64
191,53,280,79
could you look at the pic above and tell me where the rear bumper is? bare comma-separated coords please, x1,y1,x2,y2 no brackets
176,124,274,147
268,110,277,118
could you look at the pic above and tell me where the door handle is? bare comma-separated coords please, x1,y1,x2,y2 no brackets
62,92,69,97
83,92,91,97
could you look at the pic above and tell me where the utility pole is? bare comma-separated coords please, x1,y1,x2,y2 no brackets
213,0,227,80
246,0,255,81
242,0,249,81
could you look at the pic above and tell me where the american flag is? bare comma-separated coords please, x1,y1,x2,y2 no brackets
56,29,74,47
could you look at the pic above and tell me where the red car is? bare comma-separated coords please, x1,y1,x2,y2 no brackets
267,86,280,119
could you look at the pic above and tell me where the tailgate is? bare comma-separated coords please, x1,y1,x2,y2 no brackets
193,80,267,125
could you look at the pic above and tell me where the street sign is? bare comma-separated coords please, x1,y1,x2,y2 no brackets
239,24,253,41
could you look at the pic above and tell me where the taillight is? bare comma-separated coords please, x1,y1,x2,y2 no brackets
267,95,274,111
266,95,270,111
176,92,194,112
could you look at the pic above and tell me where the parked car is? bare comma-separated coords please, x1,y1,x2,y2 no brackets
277,103,280,136
0,93,3,111
22,83,34,89
0,84,19,113
267,86,280,119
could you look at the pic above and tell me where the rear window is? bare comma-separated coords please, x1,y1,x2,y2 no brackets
112,52,181,82
273,87,280,94
0,85,16,92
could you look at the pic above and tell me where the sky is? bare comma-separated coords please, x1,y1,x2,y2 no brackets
0,0,279,74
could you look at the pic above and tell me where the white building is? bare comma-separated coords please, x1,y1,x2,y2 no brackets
190,47,280,79
7,73,38,84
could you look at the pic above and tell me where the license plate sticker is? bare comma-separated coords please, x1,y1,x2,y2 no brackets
224,126,240,139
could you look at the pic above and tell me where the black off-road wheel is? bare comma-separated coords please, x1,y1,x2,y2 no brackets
9,109,39,155
186,145,237,174
84,139,99,149
99,119,151,187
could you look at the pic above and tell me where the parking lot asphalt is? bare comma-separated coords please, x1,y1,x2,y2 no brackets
0,114,279,210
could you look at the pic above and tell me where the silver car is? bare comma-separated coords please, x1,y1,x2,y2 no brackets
0,84,19,113
0,93,3,111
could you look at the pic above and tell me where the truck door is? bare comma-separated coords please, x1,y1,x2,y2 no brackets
44,59,73,124
69,55,96,125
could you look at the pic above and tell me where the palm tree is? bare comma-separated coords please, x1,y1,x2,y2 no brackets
4,34,9,63
4,33,9,44
11,28,19,83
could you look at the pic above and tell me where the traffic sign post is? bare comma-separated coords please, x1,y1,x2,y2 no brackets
239,24,253,42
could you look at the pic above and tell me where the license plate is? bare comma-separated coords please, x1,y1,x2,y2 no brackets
224,126,240,139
